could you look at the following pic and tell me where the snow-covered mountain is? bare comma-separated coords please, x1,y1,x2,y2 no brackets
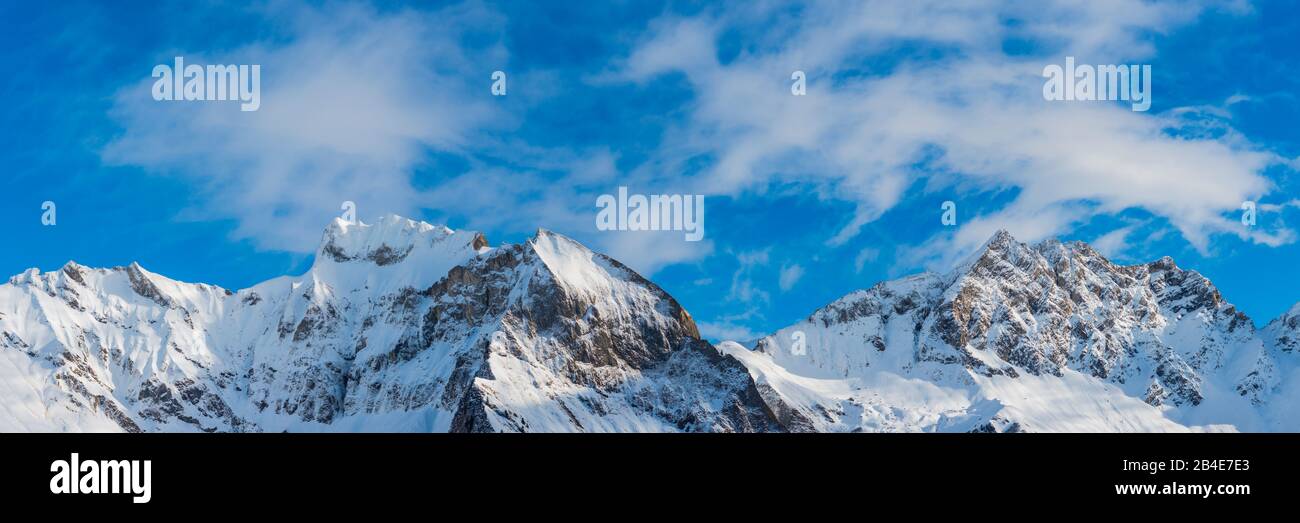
727,231,1300,432
0,215,780,432
2,220,1296,432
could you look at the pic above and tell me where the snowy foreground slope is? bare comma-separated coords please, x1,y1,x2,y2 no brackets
1,219,1296,432
0,215,777,432
729,231,1300,432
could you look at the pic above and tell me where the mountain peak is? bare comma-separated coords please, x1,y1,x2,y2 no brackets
6,268,41,286
531,228,572,245
526,227,611,295
1149,255,1179,271
322,214,450,242
952,229,1031,276
0,211,775,433
988,228,1016,244
975,229,1023,257
317,214,456,266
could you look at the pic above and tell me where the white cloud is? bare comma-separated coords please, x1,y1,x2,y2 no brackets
696,320,762,343
727,249,771,303
617,0,1295,269
102,1,506,252
1091,226,1136,260
599,231,715,276
778,263,804,291
414,150,716,275
1259,199,1300,212
97,0,1297,283
853,247,880,273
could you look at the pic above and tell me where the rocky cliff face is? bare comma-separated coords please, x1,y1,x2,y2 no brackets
0,215,781,432
735,231,1297,432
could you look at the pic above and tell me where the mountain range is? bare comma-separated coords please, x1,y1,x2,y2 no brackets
2,215,1296,432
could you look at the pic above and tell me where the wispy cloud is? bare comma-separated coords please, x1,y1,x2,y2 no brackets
1090,226,1137,261
615,0,1295,270
92,0,1299,300
696,320,762,343
853,247,880,273
102,1,506,252
778,263,804,292
727,249,771,303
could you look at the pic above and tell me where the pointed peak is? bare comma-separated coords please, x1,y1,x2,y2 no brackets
1148,255,1179,271
527,228,586,252
122,262,174,308
989,229,1016,244
974,229,1021,258
527,228,587,251
525,229,622,295
60,261,88,286
952,229,1026,273
121,261,155,279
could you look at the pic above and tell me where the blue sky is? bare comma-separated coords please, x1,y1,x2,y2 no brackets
3,0,1299,341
